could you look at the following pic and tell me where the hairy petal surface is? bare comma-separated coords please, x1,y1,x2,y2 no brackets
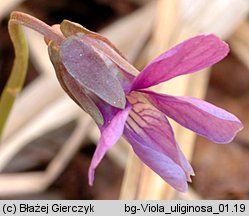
124,92,193,191
144,91,243,143
132,34,229,90
88,104,131,185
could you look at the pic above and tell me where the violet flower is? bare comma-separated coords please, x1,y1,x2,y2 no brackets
46,21,243,192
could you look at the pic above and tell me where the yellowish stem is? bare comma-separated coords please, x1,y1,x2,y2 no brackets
0,21,28,140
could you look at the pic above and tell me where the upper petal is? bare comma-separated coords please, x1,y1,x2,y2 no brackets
132,34,229,90
124,92,194,191
143,90,243,143
88,104,131,186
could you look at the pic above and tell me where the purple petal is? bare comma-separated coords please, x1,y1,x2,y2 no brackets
92,95,123,130
60,35,126,109
132,34,229,90
88,104,131,186
124,92,194,191
127,138,188,192
143,90,243,143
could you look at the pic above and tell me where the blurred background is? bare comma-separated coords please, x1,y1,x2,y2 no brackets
0,0,248,199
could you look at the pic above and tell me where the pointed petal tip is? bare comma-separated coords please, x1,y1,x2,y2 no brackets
177,182,188,193
199,33,230,54
214,121,244,144
209,117,243,144
189,167,195,176
187,175,193,183
88,168,94,186
170,171,192,192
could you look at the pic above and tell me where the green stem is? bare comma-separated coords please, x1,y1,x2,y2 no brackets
0,21,28,139
0,12,65,140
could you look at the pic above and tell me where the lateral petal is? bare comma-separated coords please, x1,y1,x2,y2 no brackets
126,136,188,192
124,92,193,191
132,34,229,90
88,104,131,185
144,90,243,143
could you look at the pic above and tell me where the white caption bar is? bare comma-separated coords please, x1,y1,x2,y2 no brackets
0,200,247,216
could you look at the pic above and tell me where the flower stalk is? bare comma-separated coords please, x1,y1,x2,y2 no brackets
10,11,64,44
0,11,65,139
0,20,28,139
